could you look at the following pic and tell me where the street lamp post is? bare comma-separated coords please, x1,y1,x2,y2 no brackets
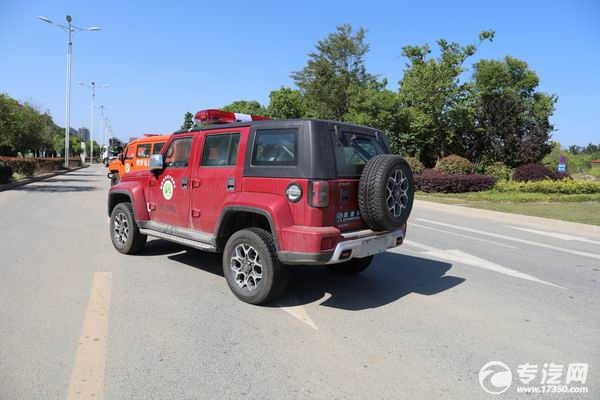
38,15,100,168
100,105,104,159
79,82,109,163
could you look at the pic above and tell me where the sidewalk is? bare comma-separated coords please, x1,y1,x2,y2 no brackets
0,165,89,192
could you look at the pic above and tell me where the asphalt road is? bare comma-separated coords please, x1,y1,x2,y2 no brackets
1,165,598,399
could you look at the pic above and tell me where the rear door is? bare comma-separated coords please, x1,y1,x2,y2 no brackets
332,130,387,232
190,128,246,234
148,135,195,228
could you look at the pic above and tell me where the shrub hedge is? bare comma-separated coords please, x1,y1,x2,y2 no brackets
0,165,13,184
404,156,425,175
512,163,564,181
495,179,600,194
435,155,474,175
0,157,79,179
416,169,497,193
484,162,512,181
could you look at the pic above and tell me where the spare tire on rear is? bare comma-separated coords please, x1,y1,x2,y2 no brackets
358,154,414,231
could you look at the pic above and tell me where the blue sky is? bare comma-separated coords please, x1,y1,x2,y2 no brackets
1,0,599,145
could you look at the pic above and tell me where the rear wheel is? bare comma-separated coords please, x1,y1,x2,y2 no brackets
223,228,288,305
110,202,147,254
326,255,373,275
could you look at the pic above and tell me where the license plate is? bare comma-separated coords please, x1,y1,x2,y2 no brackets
358,236,389,257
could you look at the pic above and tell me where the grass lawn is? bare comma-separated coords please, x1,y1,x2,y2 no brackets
416,191,600,226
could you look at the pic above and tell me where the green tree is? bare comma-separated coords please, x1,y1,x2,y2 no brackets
291,24,375,120
181,111,194,129
0,93,21,155
0,93,63,156
473,56,556,167
345,79,409,154
267,87,306,119
222,100,267,115
397,30,494,165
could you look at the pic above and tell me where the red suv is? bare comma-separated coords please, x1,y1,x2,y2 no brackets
108,110,414,304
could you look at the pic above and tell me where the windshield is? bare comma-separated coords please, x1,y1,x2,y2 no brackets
333,131,386,177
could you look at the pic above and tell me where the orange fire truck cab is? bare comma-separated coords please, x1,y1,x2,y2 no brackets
107,134,170,185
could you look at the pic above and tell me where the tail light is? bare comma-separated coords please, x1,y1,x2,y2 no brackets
309,180,329,208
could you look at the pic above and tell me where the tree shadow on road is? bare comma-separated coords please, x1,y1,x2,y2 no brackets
43,177,94,183
140,239,464,311
66,173,100,177
13,184,98,192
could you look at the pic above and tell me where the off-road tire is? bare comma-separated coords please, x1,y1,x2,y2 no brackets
223,228,288,305
110,173,120,186
326,255,374,275
110,202,147,254
359,154,414,231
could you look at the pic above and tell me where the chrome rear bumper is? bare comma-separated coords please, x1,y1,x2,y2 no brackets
326,229,404,264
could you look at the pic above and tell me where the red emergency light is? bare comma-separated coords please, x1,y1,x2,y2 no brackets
194,109,270,125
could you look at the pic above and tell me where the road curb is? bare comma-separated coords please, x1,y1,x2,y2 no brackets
0,165,90,192
414,199,600,235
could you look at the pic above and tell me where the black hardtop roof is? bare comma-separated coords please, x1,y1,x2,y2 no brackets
171,119,383,136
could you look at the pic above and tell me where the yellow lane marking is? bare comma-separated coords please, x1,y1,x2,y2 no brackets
67,272,112,400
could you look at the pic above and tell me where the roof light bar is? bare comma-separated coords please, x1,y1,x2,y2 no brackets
194,109,270,125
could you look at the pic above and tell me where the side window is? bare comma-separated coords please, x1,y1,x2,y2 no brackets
229,135,240,165
136,143,151,158
153,142,165,154
201,133,240,167
124,146,135,160
252,129,298,166
164,137,193,168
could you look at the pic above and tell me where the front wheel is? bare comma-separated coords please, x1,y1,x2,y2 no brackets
326,256,373,275
223,228,288,305
110,202,147,254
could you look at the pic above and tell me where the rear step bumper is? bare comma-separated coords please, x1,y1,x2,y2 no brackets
327,229,404,264
277,228,404,265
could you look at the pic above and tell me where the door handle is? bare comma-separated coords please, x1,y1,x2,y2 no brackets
181,177,188,188
191,179,201,188
227,177,235,191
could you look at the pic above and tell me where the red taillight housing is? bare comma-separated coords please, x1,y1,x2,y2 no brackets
308,180,329,208
194,109,270,125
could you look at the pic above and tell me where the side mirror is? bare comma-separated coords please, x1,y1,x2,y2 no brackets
149,154,164,171
117,154,123,162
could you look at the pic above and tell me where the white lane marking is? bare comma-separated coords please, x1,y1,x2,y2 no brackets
400,240,438,252
508,226,600,245
411,223,517,249
415,218,600,261
274,292,318,330
67,272,112,400
404,240,565,289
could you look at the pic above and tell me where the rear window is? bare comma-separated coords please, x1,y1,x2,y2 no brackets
252,129,298,166
334,132,386,177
